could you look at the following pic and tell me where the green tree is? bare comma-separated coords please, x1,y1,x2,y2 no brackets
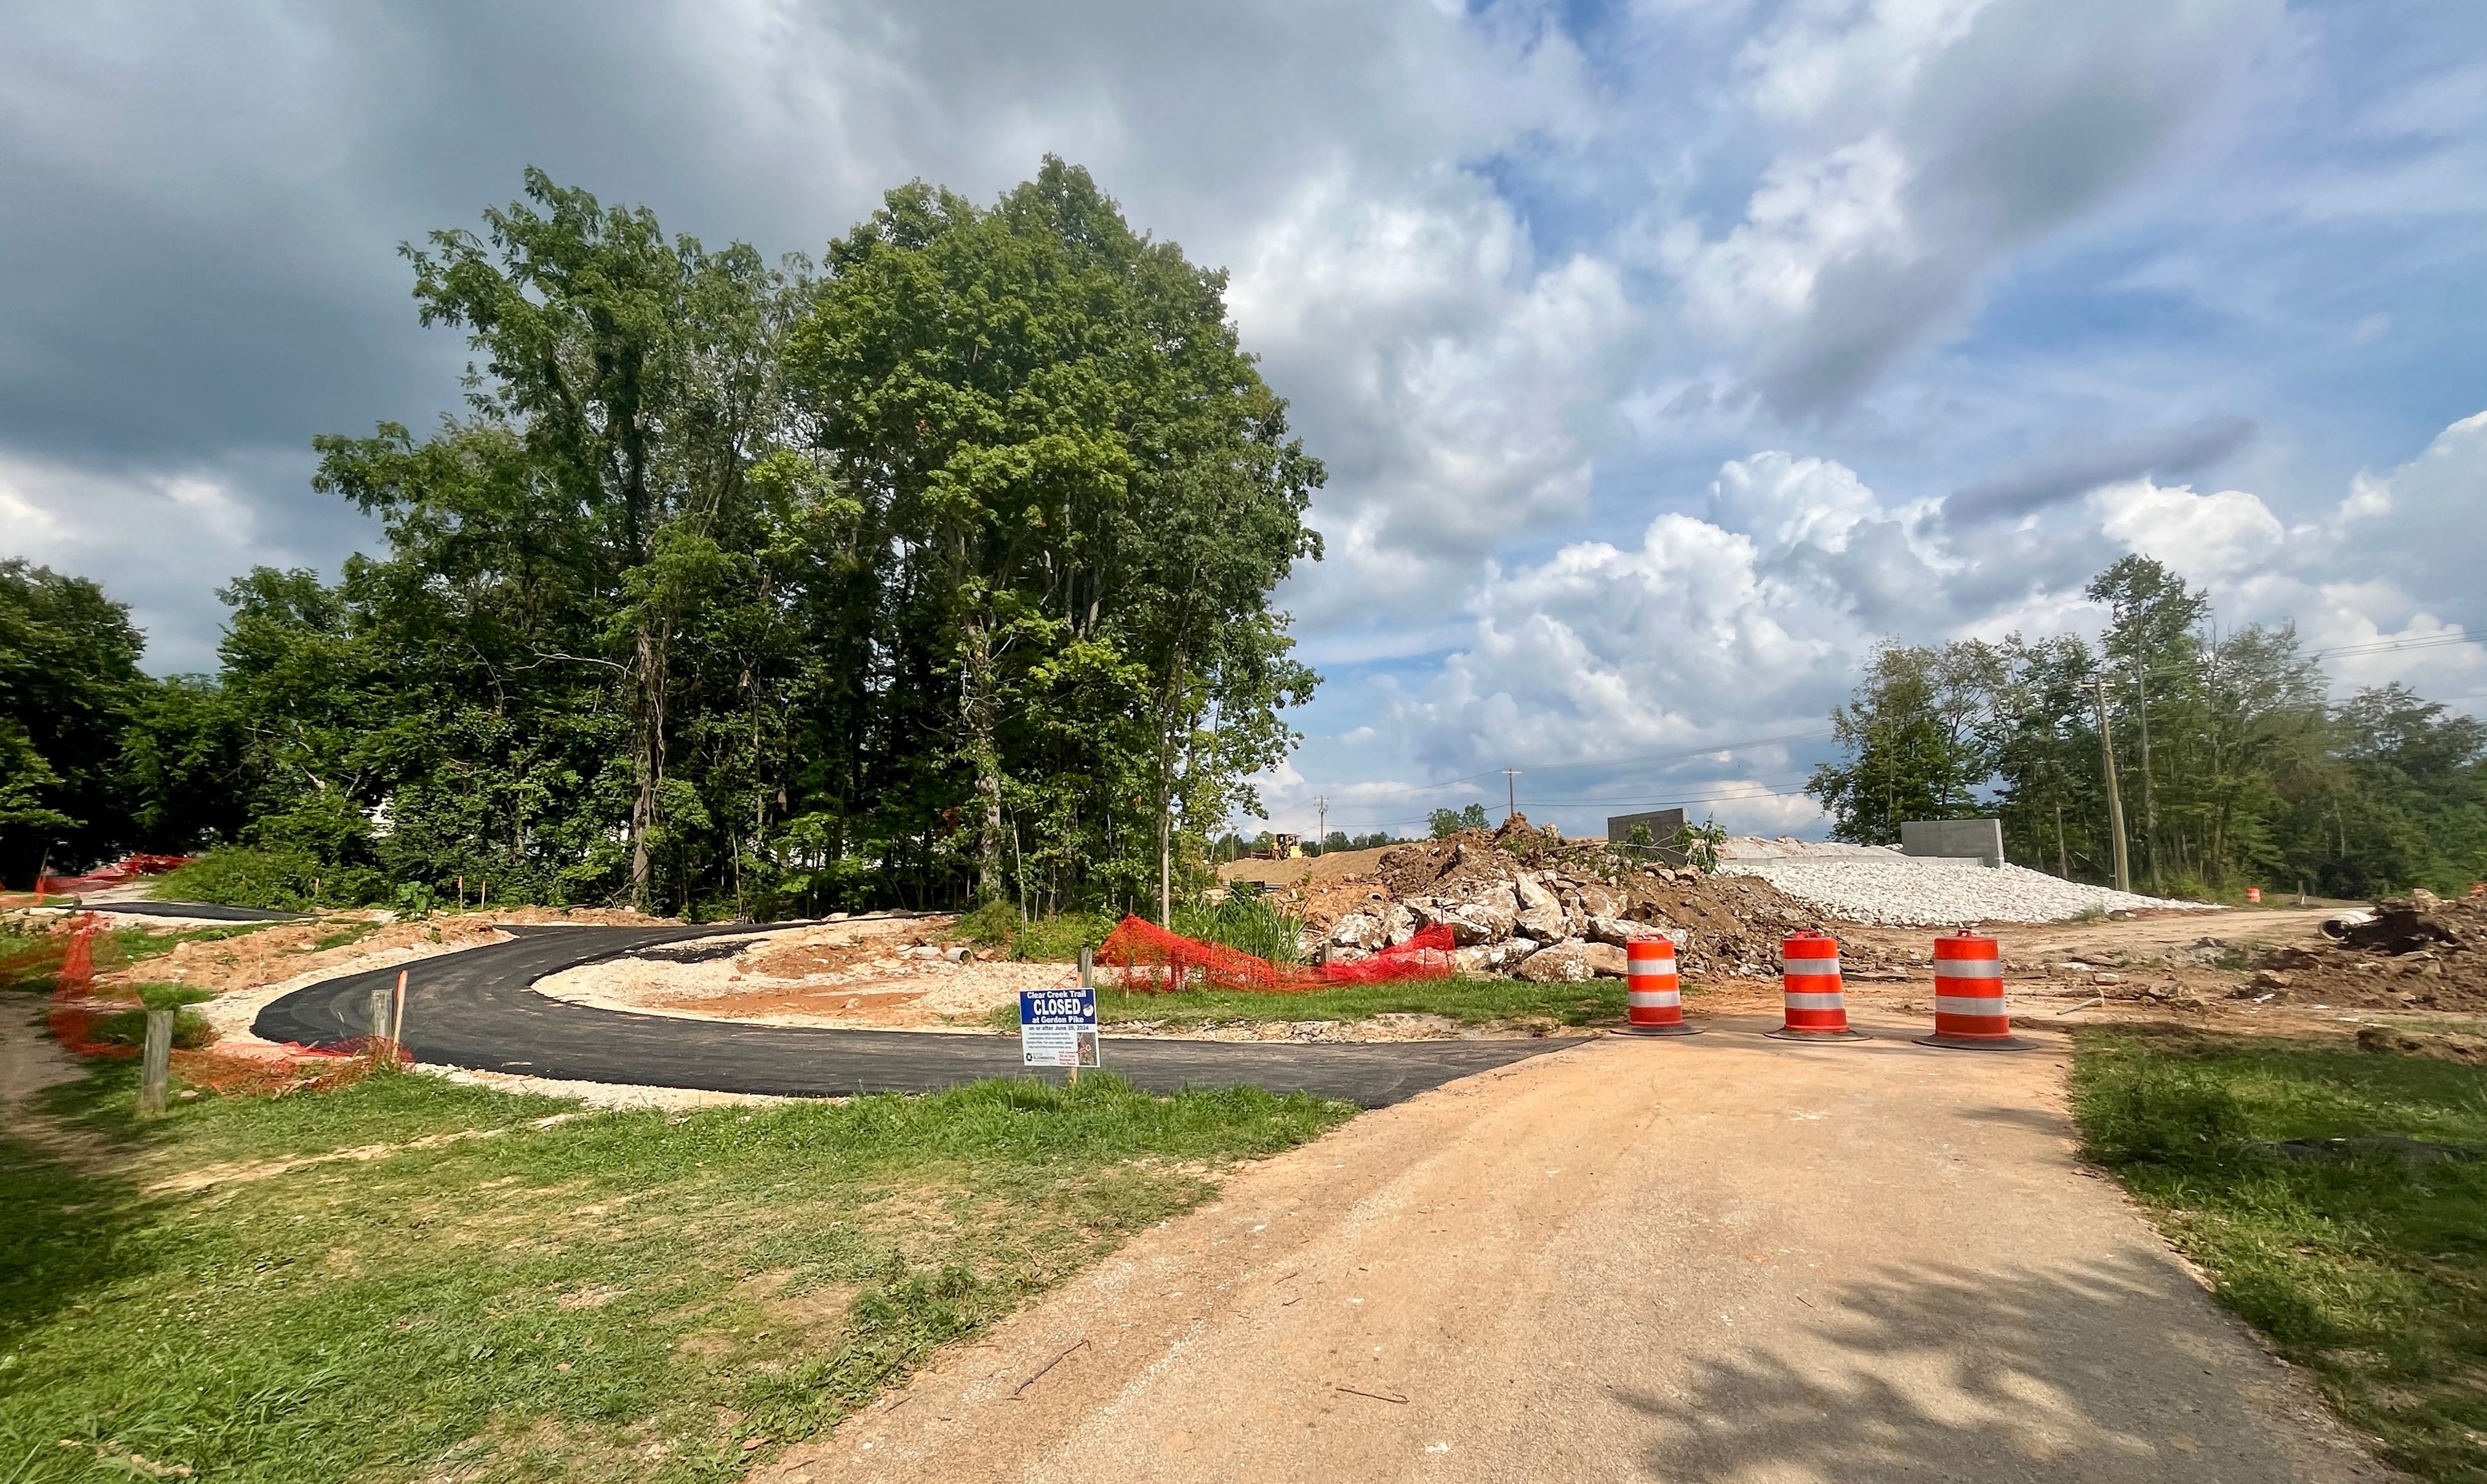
789,159,1320,917
0,560,147,881
1807,640,2002,843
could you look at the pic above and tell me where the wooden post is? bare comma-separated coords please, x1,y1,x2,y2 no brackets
368,984,390,1057
138,1007,174,1118
1078,946,1093,992
390,969,409,1048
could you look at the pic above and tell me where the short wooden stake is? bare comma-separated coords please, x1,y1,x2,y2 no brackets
390,969,409,1048
139,1007,174,1118
1078,946,1094,991
368,984,390,1056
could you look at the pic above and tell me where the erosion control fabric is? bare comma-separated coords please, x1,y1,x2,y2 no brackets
1099,916,1455,994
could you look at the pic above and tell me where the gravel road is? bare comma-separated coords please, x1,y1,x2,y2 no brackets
763,1013,2389,1484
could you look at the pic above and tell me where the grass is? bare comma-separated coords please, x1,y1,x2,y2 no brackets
982,973,1627,1030
2071,1025,2487,1481
0,1055,1350,1482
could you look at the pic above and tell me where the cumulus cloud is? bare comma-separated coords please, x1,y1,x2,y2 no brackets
1667,0,2284,415
1283,404,2487,839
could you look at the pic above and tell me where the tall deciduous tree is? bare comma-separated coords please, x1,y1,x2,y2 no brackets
789,159,1320,917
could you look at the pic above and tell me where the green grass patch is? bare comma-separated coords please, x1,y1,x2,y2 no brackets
979,973,1626,1030
0,1059,1349,1482
2071,1025,2487,1481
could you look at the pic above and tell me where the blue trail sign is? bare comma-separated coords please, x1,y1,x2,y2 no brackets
1019,987,1100,1070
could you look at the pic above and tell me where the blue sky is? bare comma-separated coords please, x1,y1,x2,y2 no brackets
3,0,2483,842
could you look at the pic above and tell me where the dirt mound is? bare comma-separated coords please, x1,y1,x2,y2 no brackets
2253,893,2487,1011
1258,821,1868,982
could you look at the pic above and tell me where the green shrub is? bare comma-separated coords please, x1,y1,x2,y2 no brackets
1172,891,1304,966
957,899,1019,948
1014,912,1114,963
153,847,385,910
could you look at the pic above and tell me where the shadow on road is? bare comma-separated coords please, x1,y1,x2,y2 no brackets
1615,1253,2343,1481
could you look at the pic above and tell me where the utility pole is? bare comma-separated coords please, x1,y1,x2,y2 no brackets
1315,796,1328,855
2084,680,2133,894
1502,769,1521,822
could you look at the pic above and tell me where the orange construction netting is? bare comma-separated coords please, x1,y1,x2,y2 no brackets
1097,915,1457,994
36,852,192,897
31,911,399,1096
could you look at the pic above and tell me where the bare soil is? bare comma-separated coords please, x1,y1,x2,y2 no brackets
531,916,1074,1031
758,1020,2386,1484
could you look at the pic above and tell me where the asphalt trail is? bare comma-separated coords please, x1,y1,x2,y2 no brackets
253,925,1571,1107
82,901,304,922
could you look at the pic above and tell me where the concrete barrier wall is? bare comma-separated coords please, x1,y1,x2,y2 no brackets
1900,818,2004,868
1606,808,1689,865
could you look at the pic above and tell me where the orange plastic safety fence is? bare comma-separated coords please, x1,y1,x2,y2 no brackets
34,852,192,897
1096,916,1456,995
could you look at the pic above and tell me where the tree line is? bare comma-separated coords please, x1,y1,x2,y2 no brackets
1806,555,2487,897
0,162,1323,920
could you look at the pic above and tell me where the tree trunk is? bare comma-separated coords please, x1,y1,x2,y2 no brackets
2132,660,2162,894
1154,647,1186,928
963,613,1005,902
628,620,670,912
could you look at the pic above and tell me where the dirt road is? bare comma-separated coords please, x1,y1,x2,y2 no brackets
763,1012,2389,1484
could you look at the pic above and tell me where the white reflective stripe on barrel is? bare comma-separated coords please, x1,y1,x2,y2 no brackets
1935,995,2008,1017
1931,958,2003,979
1780,957,1841,976
1626,964,1675,979
1626,989,1681,1007
1782,991,1846,1010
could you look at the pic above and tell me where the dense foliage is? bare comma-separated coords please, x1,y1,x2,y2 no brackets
0,163,1323,917
1807,556,2487,897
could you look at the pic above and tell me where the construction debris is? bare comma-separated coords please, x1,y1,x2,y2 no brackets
1284,817,1863,982
2253,891,2487,1011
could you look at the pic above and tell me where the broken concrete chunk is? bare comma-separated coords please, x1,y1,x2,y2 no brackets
1514,903,1568,941
1448,904,1516,946
1514,939,1595,984
1330,912,1387,952
1580,942,1628,978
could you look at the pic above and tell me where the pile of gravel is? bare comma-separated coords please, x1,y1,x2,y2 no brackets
1720,857,2213,927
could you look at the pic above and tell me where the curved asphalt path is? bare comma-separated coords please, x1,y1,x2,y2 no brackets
254,925,1574,1108
84,901,304,922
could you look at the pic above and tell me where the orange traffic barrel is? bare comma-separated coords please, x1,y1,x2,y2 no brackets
1619,937,1700,1037
1916,931,2028,1050
2245,886,2262,903
1766,932,1863,1041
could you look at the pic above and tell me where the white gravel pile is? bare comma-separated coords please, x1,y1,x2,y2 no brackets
1720,857,2215,927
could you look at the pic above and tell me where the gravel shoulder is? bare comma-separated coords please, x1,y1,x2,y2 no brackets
761,1016,2389,1484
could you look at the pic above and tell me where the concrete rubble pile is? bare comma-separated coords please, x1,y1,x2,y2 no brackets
1293,816,1839,984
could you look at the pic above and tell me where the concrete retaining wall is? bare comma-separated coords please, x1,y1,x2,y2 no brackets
1899,818,2004,868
